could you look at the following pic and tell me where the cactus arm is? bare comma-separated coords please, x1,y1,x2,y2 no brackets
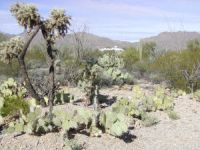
19,25,40,60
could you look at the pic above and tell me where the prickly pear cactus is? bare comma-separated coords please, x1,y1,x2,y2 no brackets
0,78,26,98
112,98,140,117
99,111,128,136
0,78,27,112
193,90,200,102
153,86,174,111
111,85,175,121
6,108,42,134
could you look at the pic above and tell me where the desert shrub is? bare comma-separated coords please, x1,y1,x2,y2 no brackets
132,60,150,77
0,60,19,77
59,47,85,86
65,139,84,150
64,59,84,86
141,112,159,127
141,42,156,60
82,49,103,61
121,47,140,71
120,46,157,78
187,39,200,52
167,111,180,120
150,48,200,92
0,96,29,117
0,78,29,117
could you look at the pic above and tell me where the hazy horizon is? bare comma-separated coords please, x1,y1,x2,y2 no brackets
0,0,200,42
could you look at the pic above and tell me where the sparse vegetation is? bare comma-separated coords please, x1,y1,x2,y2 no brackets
150,45,200,92
0,2,200,150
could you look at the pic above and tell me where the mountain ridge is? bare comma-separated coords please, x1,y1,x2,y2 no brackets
140,31,200,50
1,31,200,51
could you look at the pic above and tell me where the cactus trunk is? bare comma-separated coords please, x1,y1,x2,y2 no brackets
47,41,55,117
18,58,43,104
17,25,45,106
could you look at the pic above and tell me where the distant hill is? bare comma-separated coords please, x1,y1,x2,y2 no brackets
30,31,134,50
0,32,13,42
140,31,200,51
2,31,200,51
30,31,200,51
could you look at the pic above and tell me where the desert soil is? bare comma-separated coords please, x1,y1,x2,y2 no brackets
0,80,200,150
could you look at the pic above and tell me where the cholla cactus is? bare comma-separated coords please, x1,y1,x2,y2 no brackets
10,3,40,31
98,53,124,69
39,8,71,115
98,53,130,82
0,37,24,63
79,54,131,105
42,9,71,43
48,9,70,36
78,59,99,105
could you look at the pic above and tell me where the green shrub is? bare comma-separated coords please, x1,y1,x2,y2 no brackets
141,42,156,60
64,59,84,86
167,111,180,120
121,47,140,71
150,48,200,92
133,60,150,77
65,139,84,150
0,78,29,117
0,96,29,117
141,112,159,127
0,60,19,77
82,49,103,61
187,39,200,51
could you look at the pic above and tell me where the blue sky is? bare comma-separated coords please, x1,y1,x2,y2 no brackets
0,0,200,42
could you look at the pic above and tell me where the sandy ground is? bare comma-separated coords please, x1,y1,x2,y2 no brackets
0,81,200,150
